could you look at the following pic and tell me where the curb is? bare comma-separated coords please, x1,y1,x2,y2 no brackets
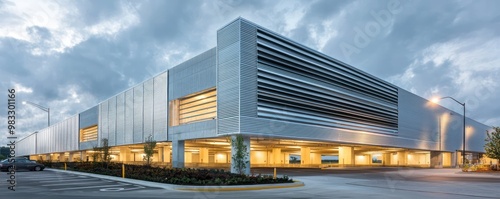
175,181,304,192
46,168,305,192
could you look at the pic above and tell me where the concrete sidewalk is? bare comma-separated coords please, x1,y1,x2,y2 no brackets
46,168,304,192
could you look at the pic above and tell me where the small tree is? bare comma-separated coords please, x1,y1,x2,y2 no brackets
92,145,102,163
231,135,249,175
101,138,112,167
485,127,500,168
143,135,156,166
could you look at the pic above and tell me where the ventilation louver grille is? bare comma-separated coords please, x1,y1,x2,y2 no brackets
256,30,398,134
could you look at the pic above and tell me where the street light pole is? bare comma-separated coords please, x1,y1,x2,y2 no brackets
462,102,466,166
432,96,466,167
23,101,50,127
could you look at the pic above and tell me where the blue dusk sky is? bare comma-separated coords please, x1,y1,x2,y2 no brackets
1,0,499,146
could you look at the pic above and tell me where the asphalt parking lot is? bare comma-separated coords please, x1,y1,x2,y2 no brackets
3,167,500,199
1,170,162,199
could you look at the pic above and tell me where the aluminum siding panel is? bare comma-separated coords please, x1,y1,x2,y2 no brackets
153,72,168,141
116,92,125,145
143,78,154,139
133,84,144,143
125,89,134,144
217,19,240,135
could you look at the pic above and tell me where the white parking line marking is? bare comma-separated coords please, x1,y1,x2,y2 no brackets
24,177,82,181
42,181,113,187
50,184,128,191
38,178,94,183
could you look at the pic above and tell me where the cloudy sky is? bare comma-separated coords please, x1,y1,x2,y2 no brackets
1,0,499,146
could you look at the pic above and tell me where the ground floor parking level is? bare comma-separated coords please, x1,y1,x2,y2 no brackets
27,136,497,171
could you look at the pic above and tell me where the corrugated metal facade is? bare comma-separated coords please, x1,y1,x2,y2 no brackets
36,115,79,154
98,72,168,147
217,19,241,135
16,133,37,156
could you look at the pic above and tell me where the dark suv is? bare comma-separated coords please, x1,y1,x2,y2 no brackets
0,158,45,171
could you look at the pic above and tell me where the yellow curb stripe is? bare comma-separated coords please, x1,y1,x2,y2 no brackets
176,182,304,192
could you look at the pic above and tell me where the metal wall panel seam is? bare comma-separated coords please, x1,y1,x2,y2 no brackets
238,19,241,134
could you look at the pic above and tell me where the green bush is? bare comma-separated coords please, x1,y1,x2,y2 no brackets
462,164,470,172
42,162,293,185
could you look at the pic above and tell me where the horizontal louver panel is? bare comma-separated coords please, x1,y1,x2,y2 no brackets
256,29,398,134
80,125,98,142
179,88,217,124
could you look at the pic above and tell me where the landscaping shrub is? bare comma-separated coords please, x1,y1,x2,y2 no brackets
41,162,293,185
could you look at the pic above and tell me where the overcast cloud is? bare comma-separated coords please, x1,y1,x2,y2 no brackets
1,0,499,146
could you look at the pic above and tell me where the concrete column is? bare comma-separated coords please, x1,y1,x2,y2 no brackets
284,152,290,164
430,151,443,168
272,148,282,165
163,147,171,163
397,151,407,166
311,153,322,164
200,148,209,164
230,135,250,175
382,153,391,166
120,147,131,162
68,153,74,162
451,152,457,167
457,151,463,166
301,147,311,165
172,140,185,168
339,146,354,167
80,151,87,162
58,153,65,162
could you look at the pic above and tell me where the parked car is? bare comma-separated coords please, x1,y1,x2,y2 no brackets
0,158,45,171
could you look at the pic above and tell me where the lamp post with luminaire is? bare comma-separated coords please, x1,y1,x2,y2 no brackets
23,101,50,127
432,96,466,167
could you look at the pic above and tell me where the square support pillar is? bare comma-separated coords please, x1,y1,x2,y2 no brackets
120,147,131,162
284,152,290,164
383,153,391,166
230,135,250,175
172,140,185,168
68,153,74,162
451,152,458,168
339,146,354,167
457,151,463,166
430,151,443,168
80,151,87,162
301,147,311,165
200,148,209,164
163,146,171,163
397,151,408,166
311,153,322,164
58,153,65,162
272,148,282,165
